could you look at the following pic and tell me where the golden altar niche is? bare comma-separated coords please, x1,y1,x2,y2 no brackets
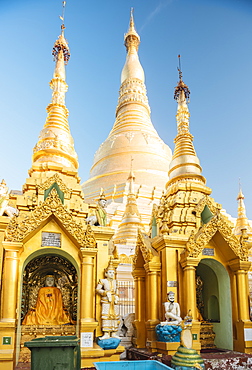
19,255,77,363
196,275,216,350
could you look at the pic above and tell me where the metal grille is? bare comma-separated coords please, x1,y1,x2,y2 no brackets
117,280,135,317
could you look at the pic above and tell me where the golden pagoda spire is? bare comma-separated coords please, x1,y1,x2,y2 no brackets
167,56,205,186
115,8,150,119
114,160,144,245
234,184,252,236
121,8,144,84
83,10,172,200
30,4,78,176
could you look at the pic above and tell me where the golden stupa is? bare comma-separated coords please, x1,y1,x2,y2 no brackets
82,11,172,207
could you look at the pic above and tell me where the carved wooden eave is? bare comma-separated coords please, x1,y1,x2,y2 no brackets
38,173,72,198
186,212,251,261
193,195,221,217
5,188,96,248
132,229,159,270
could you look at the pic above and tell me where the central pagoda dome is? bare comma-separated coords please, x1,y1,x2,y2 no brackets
83,12,172,205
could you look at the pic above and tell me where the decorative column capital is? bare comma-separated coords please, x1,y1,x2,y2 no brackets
79,247,97,260
132,267,146,279
144,261,161,273
180,253,200,269
2,241,23,255
228,259,251,273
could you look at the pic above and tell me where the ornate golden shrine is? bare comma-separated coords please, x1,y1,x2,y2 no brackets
132,63,252,355
0,19,123,369
1,8,252,370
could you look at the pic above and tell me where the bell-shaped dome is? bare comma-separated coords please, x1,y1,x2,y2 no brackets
83,12,171,201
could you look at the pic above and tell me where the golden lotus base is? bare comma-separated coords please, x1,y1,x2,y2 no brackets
19,325,76,363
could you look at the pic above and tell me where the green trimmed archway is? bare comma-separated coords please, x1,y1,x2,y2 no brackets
197,258,233,350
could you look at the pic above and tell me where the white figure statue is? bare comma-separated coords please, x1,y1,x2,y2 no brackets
162,291,182,326
96,260,120,339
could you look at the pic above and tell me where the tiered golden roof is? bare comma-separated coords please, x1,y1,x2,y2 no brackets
159,70,211,235
30,26,78,177
83,11,172,201
167,73,205,186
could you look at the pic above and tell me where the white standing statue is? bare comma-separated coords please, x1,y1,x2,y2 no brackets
162,291,182,326
96,259,120,339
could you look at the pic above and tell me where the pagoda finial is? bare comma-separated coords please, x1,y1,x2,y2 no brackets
59,1,66,34
52,1,70,66
124,8,140,52
174,55,190,103
234,183,252,236
178,54,182,81
130,8,134,29
121,10,144,84
167,61,205,185
30,2,78,176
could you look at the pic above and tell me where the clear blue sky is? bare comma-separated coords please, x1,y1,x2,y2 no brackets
0,0,252,219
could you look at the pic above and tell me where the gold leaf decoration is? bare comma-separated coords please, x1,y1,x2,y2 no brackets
38,173,71,198
133,229,155,269
186,213,249,261
194,196,221,217
5,189,95,248
83,224,96,248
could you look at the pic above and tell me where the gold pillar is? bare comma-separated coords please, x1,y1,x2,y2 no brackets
132,268,146,348
229,259,252,353
146,269,160,322
1,242,23,322
79,249,98,334
145,261,161,345
180,256,199,319
229,259,251,321
0,242,22,370
81,255,94,321
236,270,250,321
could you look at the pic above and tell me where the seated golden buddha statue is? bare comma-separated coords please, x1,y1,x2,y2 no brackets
22,275,72,325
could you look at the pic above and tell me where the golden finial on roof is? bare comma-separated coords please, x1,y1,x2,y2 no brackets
30,0,78,175
174,55,190,103
234,181,252,236
167,56,205,185
124,8,140,50
53,1,70,65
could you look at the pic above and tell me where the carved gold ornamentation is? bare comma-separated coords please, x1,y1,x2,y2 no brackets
119,254,134,264
194,196,221,218
38,173,71,197
83,224,96,248
186,213,249,261
133,230,156,269
5,189,94,247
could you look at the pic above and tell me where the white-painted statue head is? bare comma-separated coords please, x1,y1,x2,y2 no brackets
167,291,175,302
45,275,55,287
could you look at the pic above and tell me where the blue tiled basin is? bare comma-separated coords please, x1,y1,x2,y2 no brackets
94,360,173,370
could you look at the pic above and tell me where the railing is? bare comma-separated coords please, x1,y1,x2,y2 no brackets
117,280,135,317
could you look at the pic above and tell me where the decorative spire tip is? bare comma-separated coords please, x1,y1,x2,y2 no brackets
174,55,190,103
59,1,66,33
52,1,70,65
